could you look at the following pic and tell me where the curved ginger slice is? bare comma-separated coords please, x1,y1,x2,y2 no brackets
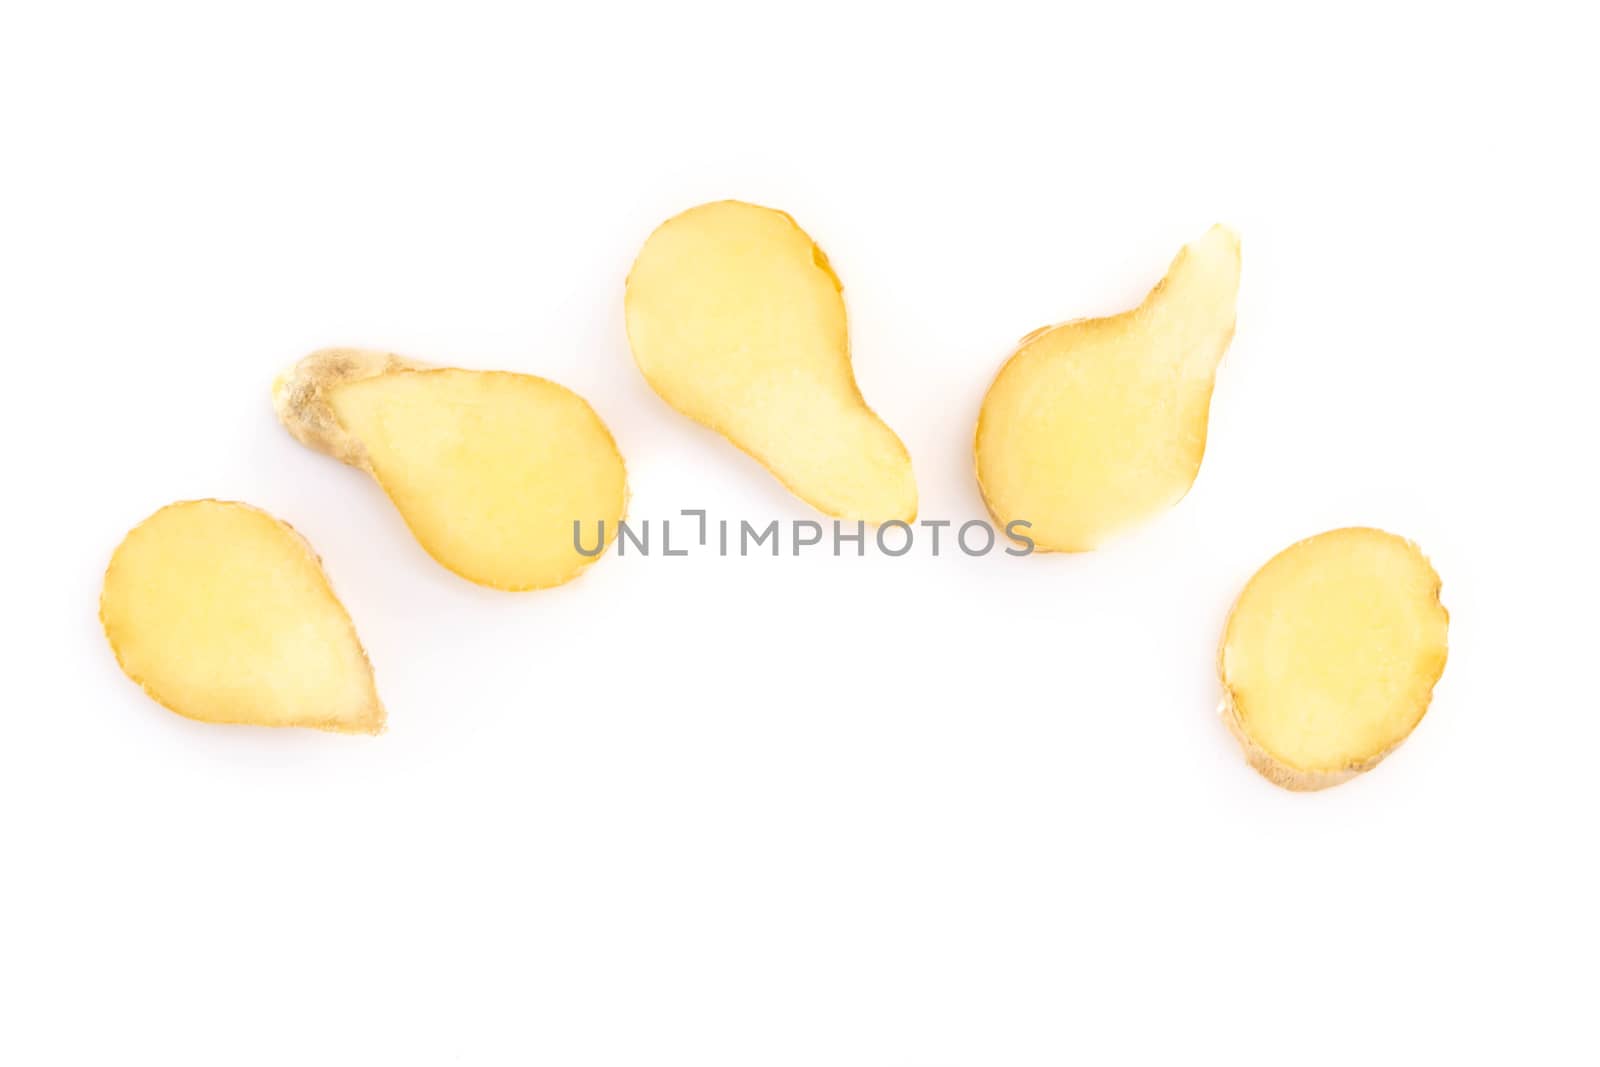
976,225,1241,551
274,350,628,591
1219,527,1449,791
625,200,916,523
101,500,383,733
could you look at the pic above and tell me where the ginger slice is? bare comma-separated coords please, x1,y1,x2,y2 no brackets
274,352,628,591
1219,527,1449,791
625,200,916,523
976,225,1241,551
100,500,384,733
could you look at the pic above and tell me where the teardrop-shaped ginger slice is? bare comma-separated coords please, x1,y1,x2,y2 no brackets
976,225,1241,551
274,351,628,591
625,200,916,523
100,500,383,733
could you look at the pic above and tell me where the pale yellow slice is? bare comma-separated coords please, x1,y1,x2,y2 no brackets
976,225,1241,551
274,351,628,591
1219,527,1449,791
625,200,916,523
101,500,383,733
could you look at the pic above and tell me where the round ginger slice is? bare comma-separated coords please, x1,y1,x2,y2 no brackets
1219,527,1449,791
100,500,384,733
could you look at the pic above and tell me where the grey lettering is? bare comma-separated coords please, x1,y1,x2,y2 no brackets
741,520,779,555
573,520,607,557
958,519,995,556
1004,520,1036,556
835,521,865,556
793,520,823,554
618,519,649,556
662,519,687,556
876,520,913,556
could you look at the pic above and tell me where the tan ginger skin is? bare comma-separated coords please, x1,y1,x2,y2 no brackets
272,347,432,470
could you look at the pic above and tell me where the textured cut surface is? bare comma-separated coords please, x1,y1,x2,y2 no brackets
325,368,627,590
625,200,916,523
1219,527,1449,791
100,500,383,732
976,225,1240,551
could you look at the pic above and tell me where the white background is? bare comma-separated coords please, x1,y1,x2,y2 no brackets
3,2,1596,1063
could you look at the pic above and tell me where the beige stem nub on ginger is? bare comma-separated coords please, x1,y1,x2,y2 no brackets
273,347,432,470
